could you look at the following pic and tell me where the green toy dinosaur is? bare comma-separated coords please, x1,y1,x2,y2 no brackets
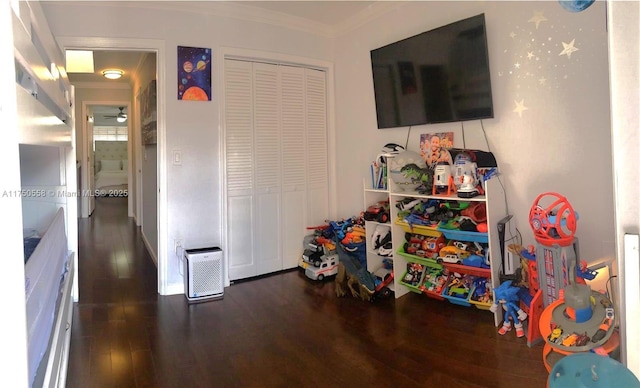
400,163,433,193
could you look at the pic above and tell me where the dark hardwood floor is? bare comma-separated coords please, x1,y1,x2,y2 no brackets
68,197,549,387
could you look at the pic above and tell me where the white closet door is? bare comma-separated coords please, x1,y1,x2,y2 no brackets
253,63,282,275
305,68,329,226
280,66,307,270
225,60,256,280
224,59,328,280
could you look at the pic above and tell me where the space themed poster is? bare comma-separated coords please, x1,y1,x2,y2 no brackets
177,46,211,101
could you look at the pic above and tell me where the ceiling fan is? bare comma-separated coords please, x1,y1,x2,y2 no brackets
104,106,127,123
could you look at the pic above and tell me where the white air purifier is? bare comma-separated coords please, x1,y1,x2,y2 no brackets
183,247,224,303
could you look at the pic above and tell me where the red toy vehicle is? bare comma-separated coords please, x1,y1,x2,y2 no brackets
364,200,390,223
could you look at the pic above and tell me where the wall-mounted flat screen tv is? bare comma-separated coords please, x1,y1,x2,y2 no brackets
371,14,494,129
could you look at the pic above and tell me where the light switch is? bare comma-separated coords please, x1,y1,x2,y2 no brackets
173,150,182,165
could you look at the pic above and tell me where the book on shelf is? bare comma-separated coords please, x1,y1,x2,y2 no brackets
370,161,387,190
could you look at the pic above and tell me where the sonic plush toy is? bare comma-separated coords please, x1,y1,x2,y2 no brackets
490,280,528,337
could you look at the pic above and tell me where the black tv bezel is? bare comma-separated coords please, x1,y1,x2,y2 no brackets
370,13,494,129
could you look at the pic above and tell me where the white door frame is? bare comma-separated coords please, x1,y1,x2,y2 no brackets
81,100,131,217
57,37,169,295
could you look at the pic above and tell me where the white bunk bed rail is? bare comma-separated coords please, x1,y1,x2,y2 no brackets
24,208,73,388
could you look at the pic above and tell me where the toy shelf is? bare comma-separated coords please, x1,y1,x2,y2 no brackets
385,172,507,327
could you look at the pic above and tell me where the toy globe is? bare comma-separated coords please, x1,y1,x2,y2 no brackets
548,353,640,388
388,150,428,191
529,192,578,247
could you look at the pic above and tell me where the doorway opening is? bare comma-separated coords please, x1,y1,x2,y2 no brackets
60,37,167,298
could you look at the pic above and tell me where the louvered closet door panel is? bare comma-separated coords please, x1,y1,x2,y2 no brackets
253,62,282,275
305,68,329,226
224,59,256,280
280,66,307,269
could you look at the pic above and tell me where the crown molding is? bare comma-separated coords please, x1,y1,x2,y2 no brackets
73,81,131,90
54,1,404,39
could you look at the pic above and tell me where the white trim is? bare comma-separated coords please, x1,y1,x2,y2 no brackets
63,1,403,38
141,229,158,267
56,36,168,295
72,82,131,90
623,234,640,377
218,47,337,286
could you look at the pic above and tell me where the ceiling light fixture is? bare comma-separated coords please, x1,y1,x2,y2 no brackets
116,115,127,123
102,69,124,80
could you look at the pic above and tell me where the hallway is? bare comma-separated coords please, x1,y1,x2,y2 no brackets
67,197,549,387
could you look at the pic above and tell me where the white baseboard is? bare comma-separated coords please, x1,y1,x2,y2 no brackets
140,230,158,266
165,283,185,296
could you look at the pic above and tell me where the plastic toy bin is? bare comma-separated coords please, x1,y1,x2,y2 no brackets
396,220,442,238
441,273,474,307
437,228,488,243
468,278,493,310
419,265,446,300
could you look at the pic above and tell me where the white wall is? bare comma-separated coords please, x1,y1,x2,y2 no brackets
334,1,614,267
42,1,614,291
42,1,335,292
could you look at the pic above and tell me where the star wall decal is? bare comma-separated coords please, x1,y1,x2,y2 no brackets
527,51,535,60
559,39,579,59
513,99,529,117
539,77,547,85
528,11,548,29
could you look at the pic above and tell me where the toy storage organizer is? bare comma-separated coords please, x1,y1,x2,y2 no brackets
363,154,508,327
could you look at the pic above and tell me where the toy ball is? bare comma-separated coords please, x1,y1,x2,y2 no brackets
529,192,578,247
476,223,488,233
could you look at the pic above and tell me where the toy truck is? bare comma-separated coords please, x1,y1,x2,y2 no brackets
303,253,339,281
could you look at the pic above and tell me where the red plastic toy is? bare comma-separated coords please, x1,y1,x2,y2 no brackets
528,192,578,247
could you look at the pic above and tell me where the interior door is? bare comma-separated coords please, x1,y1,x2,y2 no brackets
225,59,257,280
254,62,282,275
280,66,307,270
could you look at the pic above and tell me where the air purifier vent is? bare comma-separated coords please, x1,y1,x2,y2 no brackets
192,259,223,294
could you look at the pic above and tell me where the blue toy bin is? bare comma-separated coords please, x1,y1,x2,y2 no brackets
440,273,473,307
548,353,640,388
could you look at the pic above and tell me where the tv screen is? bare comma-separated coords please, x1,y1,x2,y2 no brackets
371,14,494,129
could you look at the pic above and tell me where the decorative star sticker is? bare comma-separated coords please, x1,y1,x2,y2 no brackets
539,77,547,85
528,11,548,29
510,32,517,39
527,51,535,60
515,62,521,69
559,39,579,59
513,100,529,118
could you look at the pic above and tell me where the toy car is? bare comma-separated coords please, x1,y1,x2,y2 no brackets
437,254,462,265
364,200,390,223
548,327,563,343
302,243,325,267
562,333,579,347
304,253,339,281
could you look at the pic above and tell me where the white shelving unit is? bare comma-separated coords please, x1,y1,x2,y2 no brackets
363,183,394,293
363,156,507,327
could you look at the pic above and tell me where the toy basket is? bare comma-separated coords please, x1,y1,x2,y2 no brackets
468,278,493,310
395,219,442,237
399,262,427,294
437,227,488,243
441,273,474,307
396,246,440,267
419,265,447,300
